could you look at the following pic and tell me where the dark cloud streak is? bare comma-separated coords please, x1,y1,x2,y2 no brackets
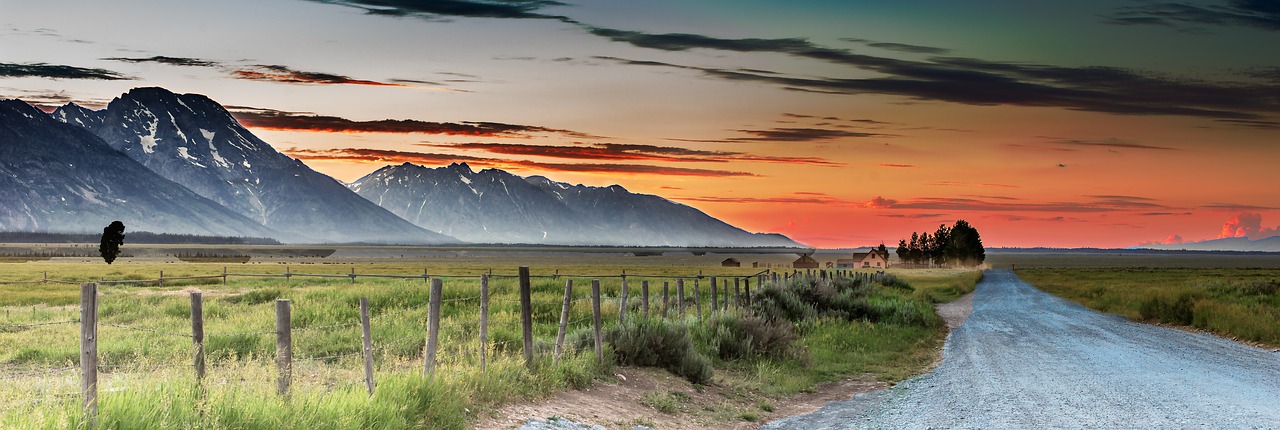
231,108,600,139
0,62,127,80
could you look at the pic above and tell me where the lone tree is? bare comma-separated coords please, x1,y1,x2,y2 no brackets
99,221,125,264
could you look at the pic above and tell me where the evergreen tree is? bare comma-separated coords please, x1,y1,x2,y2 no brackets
876,243,890,262
896,239,909,264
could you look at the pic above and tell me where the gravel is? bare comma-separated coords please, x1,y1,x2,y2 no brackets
762,269,1280,429
514,417,653,430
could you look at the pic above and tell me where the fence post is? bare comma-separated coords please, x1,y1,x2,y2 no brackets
519,267,535,371
479,274,489,371
80,283,98,425
662,281,670,318
191,292,205,382
641,280,649,318
723,280,729,312
285,266,291,281
744,278,751,309
554,279,572,365
677,279,685,315
350,267,356,284
159,270,164,287
275,299,291,397
591,280,603,365
360,297,375,395
734,277,742,310
619,275,629,324
424,279,442,376
222,266,227,285
695,278,702,320
710,276,718,313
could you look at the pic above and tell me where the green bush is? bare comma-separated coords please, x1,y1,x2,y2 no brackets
605,316,712,384
1138,293,1197,325
699,313,796,361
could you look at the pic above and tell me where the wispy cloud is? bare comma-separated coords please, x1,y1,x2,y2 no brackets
671,194,845,204
423,142,842,165
1107,1,1280,32
0,62,127,80
1043,137,1178,151
841,38,951,55
309,0,575,22
867,195,1170,213
230,107,601,139
931,181,1021,189
283,147,756,177
103,56,220,67
878,163,916,168
233,65,407,87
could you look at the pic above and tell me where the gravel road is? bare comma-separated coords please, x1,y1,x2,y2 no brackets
762,269,1280,429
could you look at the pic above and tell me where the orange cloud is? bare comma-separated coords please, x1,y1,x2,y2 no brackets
865,196,897,208
1218,212,1280,240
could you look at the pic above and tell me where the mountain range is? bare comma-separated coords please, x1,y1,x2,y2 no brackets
349,162,801,247
1138,236,1280,252
0,99,278,237
0,87,803,247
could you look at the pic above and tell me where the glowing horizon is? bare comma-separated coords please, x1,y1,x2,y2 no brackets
3,0,1278,249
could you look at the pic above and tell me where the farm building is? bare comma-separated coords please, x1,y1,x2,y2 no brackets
721,258,741,267
837,252,887,269
792,253,819,269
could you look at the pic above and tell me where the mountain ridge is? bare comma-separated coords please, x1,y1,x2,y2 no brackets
0,98,283,237
348,162,806,248
52,87,456,244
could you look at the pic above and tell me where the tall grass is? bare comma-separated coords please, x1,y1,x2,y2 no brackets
2,262,982,428
1018,268,1280,346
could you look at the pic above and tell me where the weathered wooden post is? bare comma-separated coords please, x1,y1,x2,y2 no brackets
694,278,702,320
734,277,742,310
519,267,535,371
554,279,572,364
677,279,685,315
744,278,752,309
360,297,375,395
80,283,98,424
710,276,718,312
275,299,292,396
222,266,228,285
191,292,205,382
159,270,164,287
350,267,357,284
424,279,442,376
619,275,629,324
641,280,650,317
479,274,490,371
662,281,670,317
591,279,603,364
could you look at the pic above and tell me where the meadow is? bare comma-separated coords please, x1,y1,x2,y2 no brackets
1017,267,1280,347
0,252,981,429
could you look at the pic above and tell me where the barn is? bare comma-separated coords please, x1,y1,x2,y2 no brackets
792,253,819,269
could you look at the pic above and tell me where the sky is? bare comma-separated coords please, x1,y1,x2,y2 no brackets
3,0,1279,248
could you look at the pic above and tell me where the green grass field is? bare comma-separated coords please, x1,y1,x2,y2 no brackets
1,256,979,429
1017,267,1280,347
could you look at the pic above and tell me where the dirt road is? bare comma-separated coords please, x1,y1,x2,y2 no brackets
762,269,1280,429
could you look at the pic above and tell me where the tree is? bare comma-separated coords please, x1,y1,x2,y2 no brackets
896,239,909,264
99,221,125,264
908,232,923,265
949,219,985,266
931,224,952,266
876,243,890,262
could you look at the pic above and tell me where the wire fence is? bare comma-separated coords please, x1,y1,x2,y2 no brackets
0,266,877,423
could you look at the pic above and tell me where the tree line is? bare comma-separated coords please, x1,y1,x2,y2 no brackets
0,231,280,245
895,220,985,267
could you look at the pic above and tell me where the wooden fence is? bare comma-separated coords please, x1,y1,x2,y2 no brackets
1,266,879,425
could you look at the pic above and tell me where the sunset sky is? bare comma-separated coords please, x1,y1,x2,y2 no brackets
4,0,1279,248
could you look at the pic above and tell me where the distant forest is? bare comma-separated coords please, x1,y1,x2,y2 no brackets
0,231,280,245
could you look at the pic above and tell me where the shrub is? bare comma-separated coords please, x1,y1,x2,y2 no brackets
1138,293,1196,325
605,316,712,384
699,313,796,361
